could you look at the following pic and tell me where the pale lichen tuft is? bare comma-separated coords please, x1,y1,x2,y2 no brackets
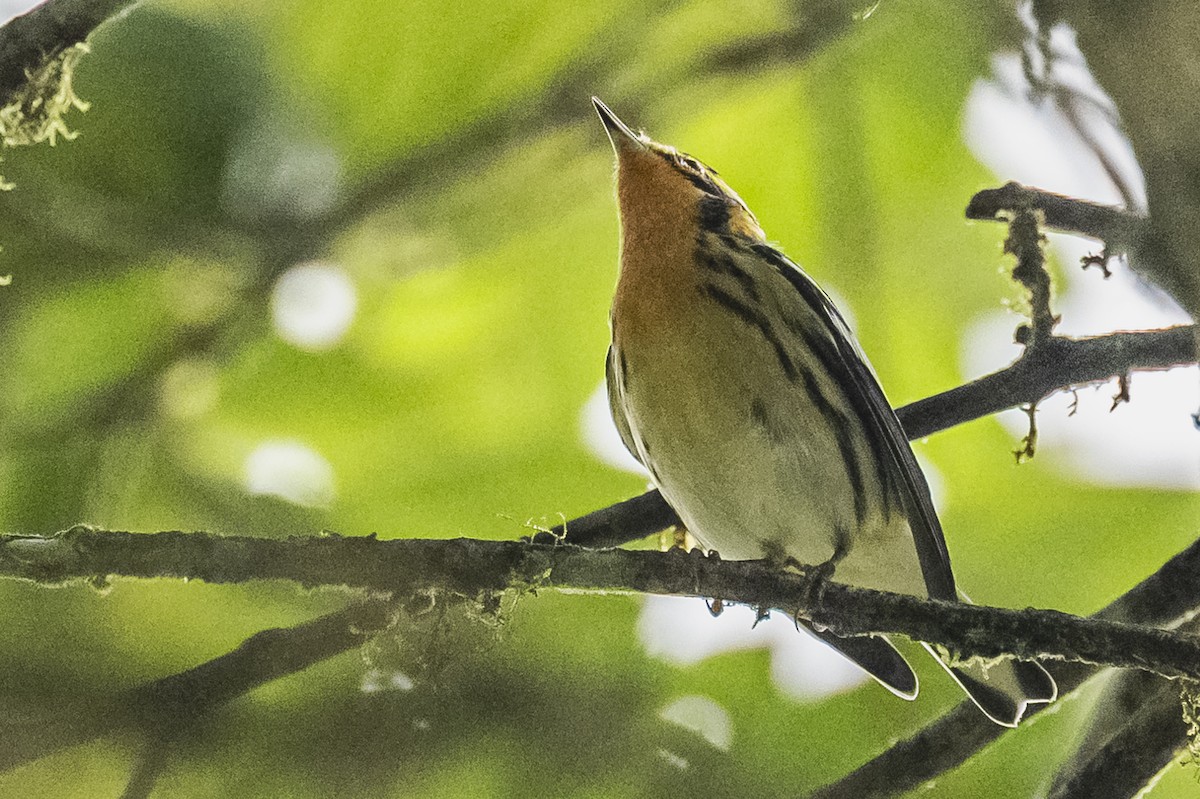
1182,681,1200,768
0,43,91,149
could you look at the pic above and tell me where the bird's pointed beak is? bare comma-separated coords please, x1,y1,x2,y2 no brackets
593,97,645,154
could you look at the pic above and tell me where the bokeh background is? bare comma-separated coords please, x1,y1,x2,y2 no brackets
0,0,1196,796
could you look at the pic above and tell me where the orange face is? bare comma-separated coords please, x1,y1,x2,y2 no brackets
594,98,769,348
593,98,765,245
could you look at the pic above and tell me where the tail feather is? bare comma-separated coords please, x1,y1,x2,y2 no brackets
799,621,918,699
923,643,1057,727
795,622,1056,725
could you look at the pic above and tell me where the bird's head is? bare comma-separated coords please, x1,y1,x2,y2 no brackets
592,97,765,242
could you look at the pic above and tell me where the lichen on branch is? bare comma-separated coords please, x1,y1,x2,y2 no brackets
1004,205,1058,347
0,42,90,150
5,528,1200,684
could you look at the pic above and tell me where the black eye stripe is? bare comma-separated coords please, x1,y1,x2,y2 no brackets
653,148,725,197
682,170,719,194
655,149,702,172
654,149,677,167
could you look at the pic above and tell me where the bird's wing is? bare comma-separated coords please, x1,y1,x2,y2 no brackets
751,243,956,601
605,345,644,464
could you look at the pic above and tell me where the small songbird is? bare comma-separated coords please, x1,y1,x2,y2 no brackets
593,97,1056,726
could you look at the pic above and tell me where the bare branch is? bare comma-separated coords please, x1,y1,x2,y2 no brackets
1045,669,1182,799
0,600,393,772
1045,679,1188,799
532,490,681,548
966,182,1148,253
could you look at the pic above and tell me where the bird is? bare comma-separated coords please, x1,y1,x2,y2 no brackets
592,97,1056,727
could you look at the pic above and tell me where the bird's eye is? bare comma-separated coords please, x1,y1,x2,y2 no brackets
677,155,702,173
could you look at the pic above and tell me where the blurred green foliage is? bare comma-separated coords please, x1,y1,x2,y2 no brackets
0,0,1195,797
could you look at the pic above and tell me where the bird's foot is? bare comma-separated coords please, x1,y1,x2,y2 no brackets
802,527,852,620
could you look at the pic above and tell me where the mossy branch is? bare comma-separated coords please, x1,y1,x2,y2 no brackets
5,319,1185,783
5,528,1200,682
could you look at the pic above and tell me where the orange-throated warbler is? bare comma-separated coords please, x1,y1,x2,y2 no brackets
593,97,1056,727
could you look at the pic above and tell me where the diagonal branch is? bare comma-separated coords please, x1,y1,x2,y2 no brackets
540,324,1197,548
809,533,1200,799
1045,673,1190,799
895,325,1194,440
0,599,393,772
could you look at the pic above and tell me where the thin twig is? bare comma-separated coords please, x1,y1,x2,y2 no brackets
1013,402,1039,463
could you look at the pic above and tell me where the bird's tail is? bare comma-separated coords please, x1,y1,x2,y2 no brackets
798,621,1057,726
922,643,1057,727
798,621,918,699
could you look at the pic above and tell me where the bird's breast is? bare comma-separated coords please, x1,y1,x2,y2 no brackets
608,233,926,596
611,210,703,351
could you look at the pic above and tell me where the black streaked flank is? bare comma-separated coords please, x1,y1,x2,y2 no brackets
780,309,899,518
795,368,869,524
836,427,869,523
758,238,905,517
695,244,760,301
698,283,796,381
796,366,838,425
750,242,954,599
701,277,871,523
